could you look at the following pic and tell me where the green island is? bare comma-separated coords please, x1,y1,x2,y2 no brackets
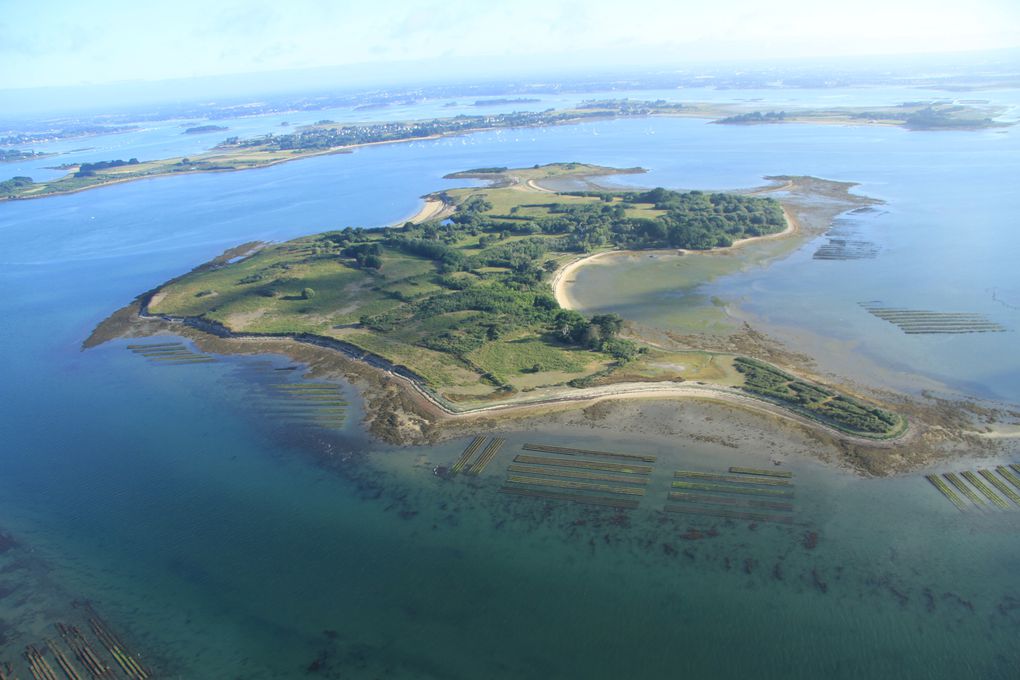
98,163,905,440
0,148,53,162
2,100,1007,202
183,124,230,134
471,98,542,106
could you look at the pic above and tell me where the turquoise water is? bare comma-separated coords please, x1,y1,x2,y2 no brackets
1,91,1019,677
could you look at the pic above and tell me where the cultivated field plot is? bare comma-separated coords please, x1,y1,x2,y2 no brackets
861,302,1006,334
812,215,880,261
813,238,879,260
126,342,216,365
498,443,658,509
664,466,798,525
258,382,349,429
128,346,349,430
448,436,506,475
926,465,1020,511
1,602,151,680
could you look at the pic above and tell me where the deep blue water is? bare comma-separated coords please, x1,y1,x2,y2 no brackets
1,90,1019,677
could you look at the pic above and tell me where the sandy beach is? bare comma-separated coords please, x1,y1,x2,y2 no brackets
552,203,800,311
404,195,455,224
524,178,555,193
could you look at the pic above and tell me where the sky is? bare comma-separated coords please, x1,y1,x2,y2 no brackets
2,0,1019,90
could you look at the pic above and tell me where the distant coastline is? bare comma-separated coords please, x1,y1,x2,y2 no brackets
2,100,1009,203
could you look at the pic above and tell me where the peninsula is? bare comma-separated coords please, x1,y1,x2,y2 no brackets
90,163,906,445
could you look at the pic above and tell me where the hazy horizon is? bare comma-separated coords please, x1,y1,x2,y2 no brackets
2,0,1019,110
3,46,1020,120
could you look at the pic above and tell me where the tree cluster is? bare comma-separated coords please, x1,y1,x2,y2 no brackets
0,176,33,195
75,158,139,177
342,242,384,269
903,106,992,130
542,189,785,249
717,111,787,124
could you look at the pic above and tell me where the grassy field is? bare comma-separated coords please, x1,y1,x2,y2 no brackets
607,349,744,386
467,337,610,391
337,330,489,392
150,241,438,333
444,188,667,222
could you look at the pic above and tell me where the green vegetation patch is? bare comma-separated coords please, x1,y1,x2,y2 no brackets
0,176,33,197
468,338,602,376
733,356,903,437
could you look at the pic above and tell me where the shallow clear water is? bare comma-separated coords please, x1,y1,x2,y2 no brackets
565,118,1020,403
1,89,1018,677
